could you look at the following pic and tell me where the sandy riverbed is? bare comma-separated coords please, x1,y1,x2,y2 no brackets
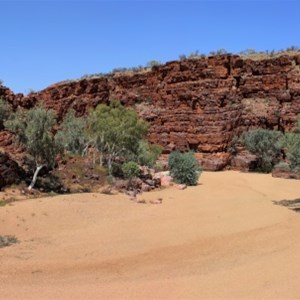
1,171,300,299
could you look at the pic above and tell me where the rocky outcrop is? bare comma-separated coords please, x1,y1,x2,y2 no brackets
272,168,300,180
1,53,300,175
230,151,258,171
0,85,24,108
0,130,25,188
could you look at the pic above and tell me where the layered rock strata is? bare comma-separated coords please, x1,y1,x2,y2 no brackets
1,53,300,185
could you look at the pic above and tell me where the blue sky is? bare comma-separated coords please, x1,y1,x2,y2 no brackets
1,0,299,94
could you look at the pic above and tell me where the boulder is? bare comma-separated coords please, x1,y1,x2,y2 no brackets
160,175,173,187
272,168,300,180
141,183,152,192
231,151,257,171
0,152,23,189
176,184,187,190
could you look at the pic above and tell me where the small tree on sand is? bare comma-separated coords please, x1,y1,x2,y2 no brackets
4,105,61,190
168,151,202,186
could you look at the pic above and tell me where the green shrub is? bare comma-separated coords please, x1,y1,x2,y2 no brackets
273,115,300,169
273,162,291,171
241,129,283,172
106,175,115,185
168,151,201,186
111,162,123,178
88,100,148,175
0,235,18,248
292,166,300,174
295,115,300,133
153,161,164,172
4,105,61,190
55,109,87,155
168,151,182,171
272,117,300,170
137,140,162,167
122,161,140,180
215,48,228,55
0,98,12,129
285,134,300,168
227,135,240,155
147,60,161,68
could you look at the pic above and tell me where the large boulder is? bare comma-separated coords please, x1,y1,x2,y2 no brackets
272,167,300,180
230,151,257,171
0,152,23,189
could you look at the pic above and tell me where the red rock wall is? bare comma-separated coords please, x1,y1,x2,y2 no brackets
1,53,300,172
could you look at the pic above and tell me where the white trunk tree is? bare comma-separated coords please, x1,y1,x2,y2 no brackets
4,106,60,190
28,165,45,190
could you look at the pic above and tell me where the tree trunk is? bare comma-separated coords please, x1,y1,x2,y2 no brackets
99,152,103,166
107,155,112,176
28,165,44,190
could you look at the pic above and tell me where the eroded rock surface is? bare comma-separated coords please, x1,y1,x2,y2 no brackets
0,152,23,189
1,53,300,184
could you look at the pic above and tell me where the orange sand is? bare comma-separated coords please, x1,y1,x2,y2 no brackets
1,171,300,299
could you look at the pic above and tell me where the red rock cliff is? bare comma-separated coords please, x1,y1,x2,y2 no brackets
1,53,300,174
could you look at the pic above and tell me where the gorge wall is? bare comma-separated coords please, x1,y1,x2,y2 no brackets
1,53,300,183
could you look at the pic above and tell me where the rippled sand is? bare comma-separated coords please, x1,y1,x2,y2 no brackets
1,171,300,299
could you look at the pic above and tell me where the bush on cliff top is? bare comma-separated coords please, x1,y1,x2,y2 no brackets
0,98,12,129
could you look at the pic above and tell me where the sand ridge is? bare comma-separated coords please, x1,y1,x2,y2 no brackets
1,171,300,299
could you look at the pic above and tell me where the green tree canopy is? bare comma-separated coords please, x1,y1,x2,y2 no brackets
55,109,87,155
137,140,162,168
5,105,61,189
88,100,148,174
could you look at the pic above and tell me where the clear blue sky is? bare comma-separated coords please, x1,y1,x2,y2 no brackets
1,0,299,94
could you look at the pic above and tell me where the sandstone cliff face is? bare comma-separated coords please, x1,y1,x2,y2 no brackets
1,53,300,180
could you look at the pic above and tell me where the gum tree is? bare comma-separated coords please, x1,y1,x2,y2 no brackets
5,105,61,190
88,100,148,175
55,109,87,156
